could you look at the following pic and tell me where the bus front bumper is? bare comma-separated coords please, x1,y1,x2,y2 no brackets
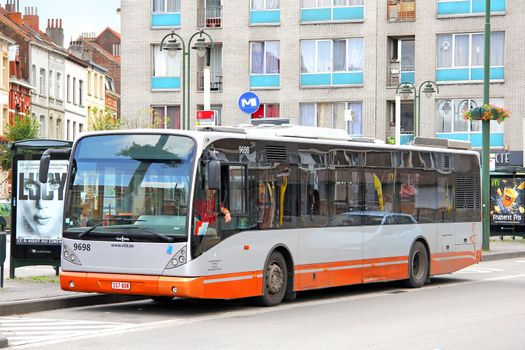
60,270,263,300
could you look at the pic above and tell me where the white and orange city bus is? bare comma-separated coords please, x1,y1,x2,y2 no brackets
42,125,482,306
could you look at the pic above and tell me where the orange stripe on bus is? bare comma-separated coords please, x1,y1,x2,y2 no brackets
60,249,482,299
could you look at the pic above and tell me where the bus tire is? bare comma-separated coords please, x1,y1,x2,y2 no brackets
404,241,428,288
259,251,288,307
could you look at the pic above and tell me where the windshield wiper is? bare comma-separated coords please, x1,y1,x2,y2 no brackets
78,218,144,239
116,226,174,243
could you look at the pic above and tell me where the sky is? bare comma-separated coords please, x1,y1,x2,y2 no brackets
13,0,121,45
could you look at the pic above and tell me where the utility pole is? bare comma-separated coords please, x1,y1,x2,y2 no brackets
482,0,491,250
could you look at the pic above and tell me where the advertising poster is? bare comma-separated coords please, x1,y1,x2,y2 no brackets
490,177,525,226
16,159,68,245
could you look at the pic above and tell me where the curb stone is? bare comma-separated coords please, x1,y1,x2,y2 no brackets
0,294,148,317
0,336,7,349
482,251,525,262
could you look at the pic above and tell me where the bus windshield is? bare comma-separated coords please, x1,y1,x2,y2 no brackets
64,134,195,242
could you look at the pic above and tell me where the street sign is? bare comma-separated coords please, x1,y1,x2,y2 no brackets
196,110,217,127
238,91,260,114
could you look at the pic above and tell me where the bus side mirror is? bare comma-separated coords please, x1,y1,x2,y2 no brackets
39,152,51,183
207,160,221,190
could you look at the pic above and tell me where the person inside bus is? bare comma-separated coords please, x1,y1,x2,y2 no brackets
195,188,231,229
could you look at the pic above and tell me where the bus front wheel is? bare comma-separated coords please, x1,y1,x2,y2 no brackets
259,251,288,306
404,241,429,288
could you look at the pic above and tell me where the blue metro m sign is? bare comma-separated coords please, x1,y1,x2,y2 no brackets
238,91,260,114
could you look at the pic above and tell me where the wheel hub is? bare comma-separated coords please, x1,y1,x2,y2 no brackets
267,263,284,294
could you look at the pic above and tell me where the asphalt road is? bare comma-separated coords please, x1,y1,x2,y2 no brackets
3,258,525,350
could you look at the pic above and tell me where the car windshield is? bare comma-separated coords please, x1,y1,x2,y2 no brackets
64,134,195,242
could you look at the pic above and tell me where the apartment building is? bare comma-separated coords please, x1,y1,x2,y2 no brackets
64,54,88,141
121,1,524,168
0,33,12,136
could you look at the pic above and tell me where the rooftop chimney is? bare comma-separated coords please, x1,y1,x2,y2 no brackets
46,18,64,47
23,6,39,32
5,0,23,26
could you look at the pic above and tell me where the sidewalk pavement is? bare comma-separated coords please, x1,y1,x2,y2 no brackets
0,237,524,317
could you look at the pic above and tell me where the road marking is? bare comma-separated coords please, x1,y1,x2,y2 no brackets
515,260,525,264
0,317,132,347
11,269,525,349
455,267,504,274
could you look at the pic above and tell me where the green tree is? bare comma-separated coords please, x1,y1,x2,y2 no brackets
0,113,40,173
89,107,122,131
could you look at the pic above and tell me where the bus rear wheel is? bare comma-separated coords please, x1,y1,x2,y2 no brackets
259,251,288,306
404,241,429,288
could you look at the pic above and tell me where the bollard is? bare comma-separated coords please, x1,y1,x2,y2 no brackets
0,230,6,288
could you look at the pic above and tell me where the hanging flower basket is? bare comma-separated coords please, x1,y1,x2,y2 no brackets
463,104,511,123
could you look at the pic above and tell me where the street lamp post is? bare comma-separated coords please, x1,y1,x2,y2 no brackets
160,29,214,130
396,80,439,139
482,0,491,250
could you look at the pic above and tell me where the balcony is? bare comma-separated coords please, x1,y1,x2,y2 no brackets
197,70,223,92
387,0,416,22
197,5,222,28
387,62,415,87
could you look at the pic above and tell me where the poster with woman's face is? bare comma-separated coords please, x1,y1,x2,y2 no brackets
16,160,68,245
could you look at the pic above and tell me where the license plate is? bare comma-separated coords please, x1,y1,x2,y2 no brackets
111,282,131,290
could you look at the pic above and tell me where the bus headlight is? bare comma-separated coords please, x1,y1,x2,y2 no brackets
63,245,82,266
164,246,187,269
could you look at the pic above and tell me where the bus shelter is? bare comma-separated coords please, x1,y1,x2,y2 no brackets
9,139,71,278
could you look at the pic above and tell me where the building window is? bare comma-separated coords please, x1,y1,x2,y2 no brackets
39,115,46,137
73,121,77,139
299,102,362,135
87,71,92,96
79,123,83,133
301,0,363,7
250,41,280,88
79,80,84,106
106,77,115,92
250,0,280,25
437,0,505,16
67,120,70,141
99,76,103,98
112,44,121,56
300,0,364,22
94,73,98,98
251,41,280,74
32,64,36,86
49,70,54,98
153,45,181,76
436,98,504,147
39,68,46,95
152,45,181,90
301,38,364,86
66,74,71,102
56,72,62,100
252,0,279,9
73,78,77,104
301,38,363,73
387,0,416,22
152,0,181,27
1,55,7,89
436,32,505,82
153,0,181,13
251,104,280,119
151,105,181,129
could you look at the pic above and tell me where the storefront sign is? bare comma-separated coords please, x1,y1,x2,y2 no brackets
492,151,523,168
